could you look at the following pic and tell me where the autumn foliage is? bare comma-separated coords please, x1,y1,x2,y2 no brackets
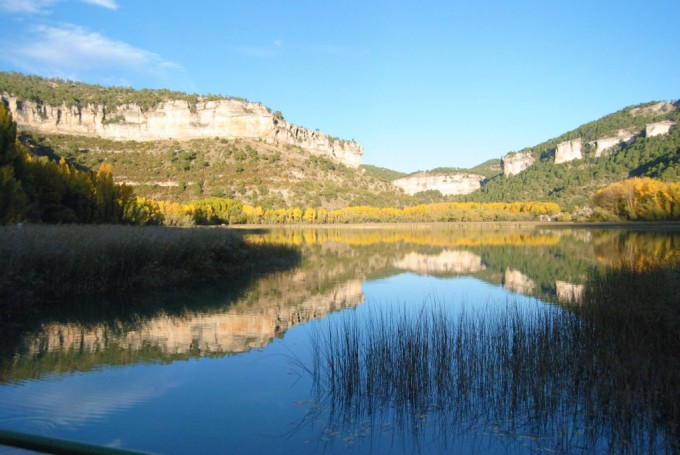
1,103,561,226
592,177,680,221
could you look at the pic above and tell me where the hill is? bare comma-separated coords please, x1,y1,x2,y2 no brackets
383,101,679,209
0,71,363,168
2,71,417,209
462,101,680,209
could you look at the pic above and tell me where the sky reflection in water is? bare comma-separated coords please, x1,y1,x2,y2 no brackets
0,227,678,454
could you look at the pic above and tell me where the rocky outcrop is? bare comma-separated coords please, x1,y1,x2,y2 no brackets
592,130,638,157
501,151,535,177
1,94,364,167
394,250,486,275
645,121,675,138
554,138,582,164
392,172,485,196
629,101,677,116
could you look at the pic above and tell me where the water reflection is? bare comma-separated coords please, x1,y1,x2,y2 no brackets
394,250,486,275
1,225,679,454
3,226,679,384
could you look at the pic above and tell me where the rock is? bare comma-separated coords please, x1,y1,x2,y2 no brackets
1,94,364,168
555,138,582,164
645,121,675,138
592,129,638,157
501,151,535,177
629,101,677,116
392,172,485,195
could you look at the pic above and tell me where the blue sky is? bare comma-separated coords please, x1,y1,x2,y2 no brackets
1,0,678,172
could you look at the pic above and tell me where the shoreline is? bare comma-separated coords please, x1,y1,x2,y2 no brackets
225,220,680,231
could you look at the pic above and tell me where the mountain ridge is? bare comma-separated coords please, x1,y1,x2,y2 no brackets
0,71,363,168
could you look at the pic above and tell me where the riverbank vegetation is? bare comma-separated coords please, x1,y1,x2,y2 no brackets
0,224,300,318
591,177,680,221
305,261,680,452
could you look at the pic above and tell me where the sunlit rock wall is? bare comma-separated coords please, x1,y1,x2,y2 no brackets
392,173,485,196
1,94,364,168
501,151,535,177
645,121,675,138
554,138,582,164
592,130,638,157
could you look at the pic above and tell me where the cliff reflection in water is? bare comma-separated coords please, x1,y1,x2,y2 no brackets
3,226,679,384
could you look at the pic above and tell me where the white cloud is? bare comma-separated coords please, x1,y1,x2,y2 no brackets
9,24,182,80
0,0,118,14
0,0,56,14
79,0,118,9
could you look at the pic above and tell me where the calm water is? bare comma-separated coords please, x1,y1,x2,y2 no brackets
0,226,678,454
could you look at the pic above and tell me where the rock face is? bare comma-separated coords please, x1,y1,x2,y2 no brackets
501,151,535,177
1,94,364,168
646,121,675,138
554,138,582,164
630,101,677,116
592,130,638,157
392,172,485,196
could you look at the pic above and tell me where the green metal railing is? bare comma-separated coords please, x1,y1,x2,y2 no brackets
0,429,159,455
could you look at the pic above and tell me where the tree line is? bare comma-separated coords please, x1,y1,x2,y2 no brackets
6,100,678,226
591,177,680,221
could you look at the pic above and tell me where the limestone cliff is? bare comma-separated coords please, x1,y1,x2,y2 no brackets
1,94,364,168
646,120,676,138
392,172,485,195
555,138,583,164
501,151,535,177
592,129,637,157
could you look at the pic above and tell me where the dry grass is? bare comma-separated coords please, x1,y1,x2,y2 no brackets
0,224,298,316
305,264,680,453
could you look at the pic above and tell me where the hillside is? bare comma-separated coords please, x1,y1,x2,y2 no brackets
360,164,407,182
1,71,419,209
3,71,678,213
0,71,363,168
384,101,679,208
462,101,680,209
19,132,414,209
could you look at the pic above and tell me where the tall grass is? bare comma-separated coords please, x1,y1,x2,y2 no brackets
306,264,680,453
0,224,299,316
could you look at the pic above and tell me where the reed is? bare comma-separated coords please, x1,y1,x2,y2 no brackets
307,264,680,453
0,224,299,316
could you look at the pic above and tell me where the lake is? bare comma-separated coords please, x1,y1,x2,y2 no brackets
1,225,679,454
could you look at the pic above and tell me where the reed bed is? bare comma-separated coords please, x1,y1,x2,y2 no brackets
307,264,680,453
0,224,298,315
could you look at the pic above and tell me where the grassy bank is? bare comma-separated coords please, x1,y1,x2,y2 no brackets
306,262,680,453
0,224,299,317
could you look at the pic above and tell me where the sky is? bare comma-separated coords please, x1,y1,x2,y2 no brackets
0,0,679,173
